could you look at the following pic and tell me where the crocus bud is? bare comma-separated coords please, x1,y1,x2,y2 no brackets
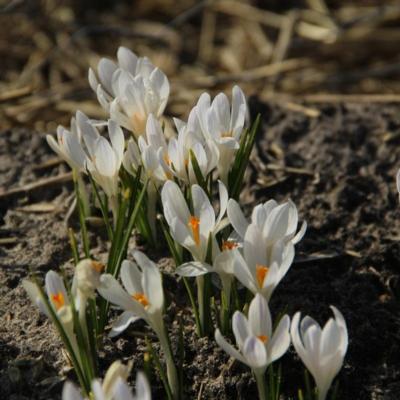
75,259,104,299
102,360,131,397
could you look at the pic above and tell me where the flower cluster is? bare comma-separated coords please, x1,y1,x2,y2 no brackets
23,46,352,400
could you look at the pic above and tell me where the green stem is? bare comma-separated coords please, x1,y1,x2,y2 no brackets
255,371,267,400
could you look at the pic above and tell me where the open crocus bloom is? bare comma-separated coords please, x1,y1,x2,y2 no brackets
227,198,307,246
232,224,295,301
167,109,219,185
215,293,290,374
97,250,164,338
62,361,151,400
78,117,124,200
291,306,348,400
89,46,169,138
161,180,228,262
46,111,87,172
195,86,248,185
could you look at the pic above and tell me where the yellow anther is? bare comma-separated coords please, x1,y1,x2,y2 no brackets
51,292,65,310
256,264,269,288
221,240,238,251
188,216,200,246
132,293,150,307
257,335,268,344
91,261,105,273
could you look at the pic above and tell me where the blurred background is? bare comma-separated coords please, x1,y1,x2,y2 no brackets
1,0,400,131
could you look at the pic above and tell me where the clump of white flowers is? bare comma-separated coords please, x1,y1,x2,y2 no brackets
32,46,351,400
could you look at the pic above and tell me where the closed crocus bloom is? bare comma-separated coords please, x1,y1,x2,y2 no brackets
166,108,219,185
79,118,124,199
291,306,348,400
161,180,228,262
89,47,169,138
62,362,150,400
215,294,291,374
46,111,87,172
232,227,295,301
196,86,248,185
227,198,307,246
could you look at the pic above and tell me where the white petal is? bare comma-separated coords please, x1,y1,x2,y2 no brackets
233,249,257,294
242,336,268,370
112,378,134,400
268,315,291,363
176,262,212,277
227,199,248,239
121,260,143,294
108,119,125,164
62,381,83,400
93,137,117,177
161,181,190,225
232,311,250,350
135,372,152,400
98,58,118,94
215,329,246,364
109,311,141,338
117,46,138,75
248,294,272,338
216,180,228,226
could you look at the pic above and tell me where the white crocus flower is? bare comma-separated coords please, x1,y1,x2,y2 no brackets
77,117,124,221
97,251,179,400
167,108,219,185
62,362,151,400
46,111,90,214
89,47,169,138
46,111,87,172
161,180,228,262
232,229,295,301
195,86,248,185
23,271,80,365
291,306,348,400
215,294,290,396
227,198,307,246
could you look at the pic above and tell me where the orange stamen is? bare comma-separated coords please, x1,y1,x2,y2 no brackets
188,216,200,246
51,292,65,310
91,261,104,273
132,293,150,307
257,335,268,344
256,264,269,288
222,240,238,251
184,158,189,168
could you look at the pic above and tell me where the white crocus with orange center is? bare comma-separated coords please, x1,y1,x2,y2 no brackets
291,306,348,400
215,294,290,397
161,180,228,262
195,85,248,185
62,361,151,400
89,46,169,138
232,225,295,301
97,251,179,400
23,271,81,367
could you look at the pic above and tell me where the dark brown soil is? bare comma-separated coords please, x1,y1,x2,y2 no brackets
1,102,400,399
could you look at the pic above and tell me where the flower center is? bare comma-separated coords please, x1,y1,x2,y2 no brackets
188,216,200,246
131,112,146,135
91,261,104,273
132,293,149,307
221,131,233,138
221,240,238,251
256,264,269,288
257,335,268,344
51,292,65,310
